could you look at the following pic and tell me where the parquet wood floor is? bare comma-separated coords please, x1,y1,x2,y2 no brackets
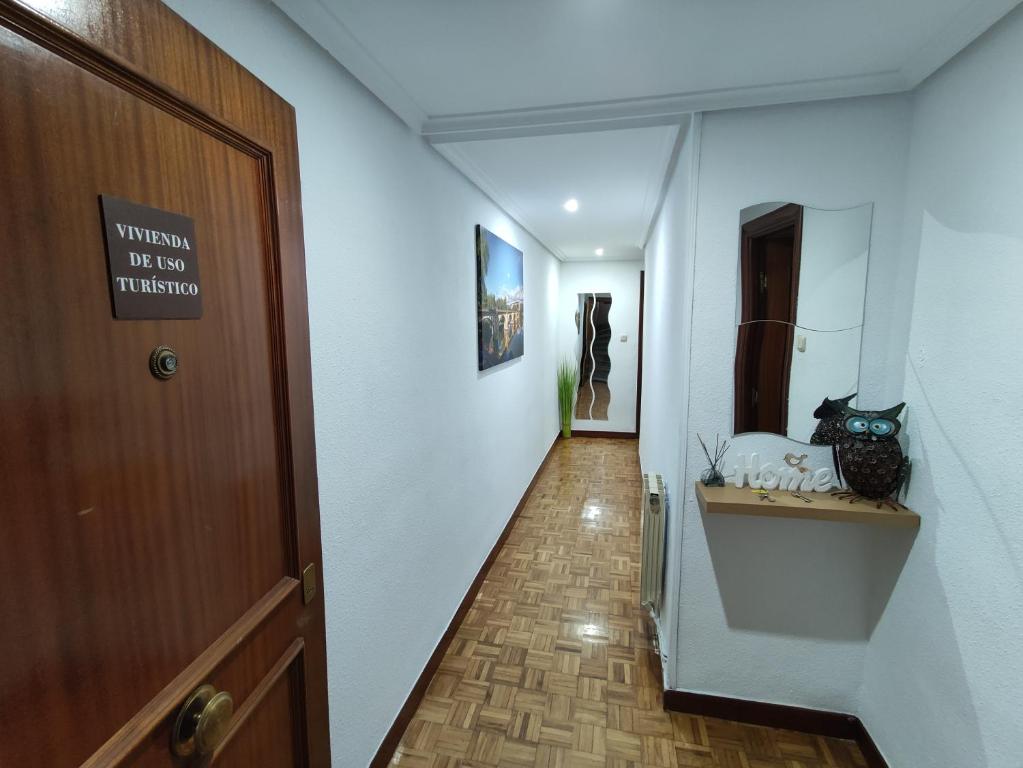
390,438,866,768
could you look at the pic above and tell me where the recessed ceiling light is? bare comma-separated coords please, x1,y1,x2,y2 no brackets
563,198,579,213
594,247,604,256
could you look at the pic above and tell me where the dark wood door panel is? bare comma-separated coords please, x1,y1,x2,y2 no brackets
0,1,329,766
213,639,308,768
79,579,304,767
0,27,297,765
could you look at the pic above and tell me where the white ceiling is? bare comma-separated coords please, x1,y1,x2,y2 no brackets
273,0,1019,132
272,0,1020,260
439,125,679,261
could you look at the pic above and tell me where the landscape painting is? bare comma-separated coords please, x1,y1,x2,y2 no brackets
476,225,524,370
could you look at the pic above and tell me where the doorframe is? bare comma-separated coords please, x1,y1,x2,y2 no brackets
738,203,803,323
635,269,645,436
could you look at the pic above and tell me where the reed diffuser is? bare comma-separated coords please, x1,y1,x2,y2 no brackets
697,433,729,487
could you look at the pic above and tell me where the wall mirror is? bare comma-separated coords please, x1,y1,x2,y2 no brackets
733,202,873,443
576,292,612,420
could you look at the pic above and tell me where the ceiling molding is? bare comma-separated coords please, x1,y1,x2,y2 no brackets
421,70,908,144
898,0,1022,85
425,111,691,144
270,0,427,130
275,0,1020,142
433,143,568,262
420,0,1020,145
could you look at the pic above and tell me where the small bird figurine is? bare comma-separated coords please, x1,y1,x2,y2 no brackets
831,402,912,509
783,453,810,473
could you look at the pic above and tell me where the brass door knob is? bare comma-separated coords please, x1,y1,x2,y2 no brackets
171,684,234,758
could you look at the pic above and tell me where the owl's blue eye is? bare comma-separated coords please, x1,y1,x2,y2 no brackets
869,419,895,436
846,416,869,434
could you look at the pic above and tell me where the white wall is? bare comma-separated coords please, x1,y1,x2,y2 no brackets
648,14,1023,763
558,260,643,433
659,95,915,710
163,1,561,765
856,6,1023,766
639,119,700,677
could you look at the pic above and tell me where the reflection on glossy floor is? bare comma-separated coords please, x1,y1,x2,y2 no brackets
390,438,866,767
575,382,610,421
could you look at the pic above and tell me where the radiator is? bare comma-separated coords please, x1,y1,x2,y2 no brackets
640,473,666,616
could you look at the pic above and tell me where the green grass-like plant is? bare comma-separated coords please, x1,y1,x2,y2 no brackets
557,358,579,438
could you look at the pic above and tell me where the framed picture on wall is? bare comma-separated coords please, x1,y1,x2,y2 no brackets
476,225,524,370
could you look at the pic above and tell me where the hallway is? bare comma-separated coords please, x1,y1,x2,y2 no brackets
390,439,866,768
2,1,1021,764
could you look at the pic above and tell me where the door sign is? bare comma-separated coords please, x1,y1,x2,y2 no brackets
100,195,202,319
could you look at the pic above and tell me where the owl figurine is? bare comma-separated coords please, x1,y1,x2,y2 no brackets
810,393,856,484
832,402,912,509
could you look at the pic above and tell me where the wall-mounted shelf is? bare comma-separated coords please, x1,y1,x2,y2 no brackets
695,482,920,529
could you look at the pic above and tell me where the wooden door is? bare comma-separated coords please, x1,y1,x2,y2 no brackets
0,2,330,766
734,204,802,435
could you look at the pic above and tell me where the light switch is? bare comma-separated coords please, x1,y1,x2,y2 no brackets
620,335,628,343
796,335,806,353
